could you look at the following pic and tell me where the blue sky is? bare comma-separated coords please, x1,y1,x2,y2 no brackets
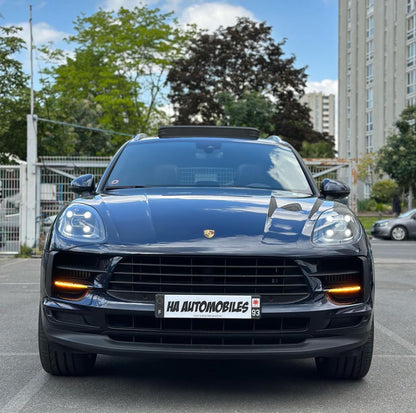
0,0,338,94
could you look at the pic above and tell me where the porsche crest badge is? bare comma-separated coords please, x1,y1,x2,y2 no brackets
204,229,215,239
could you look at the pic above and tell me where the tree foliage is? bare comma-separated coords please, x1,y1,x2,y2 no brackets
0,23,29,162
38,6,191,154
300,139,335,158
166,18,331,151
357,152,380,186
370,179,399,204
377,105,416,208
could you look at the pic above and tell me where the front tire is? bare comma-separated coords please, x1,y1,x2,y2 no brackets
391,225,407,241
315,321,374,380
38,310,96,376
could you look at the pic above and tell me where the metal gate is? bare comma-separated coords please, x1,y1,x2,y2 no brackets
306,158,357,212
0,165,20,254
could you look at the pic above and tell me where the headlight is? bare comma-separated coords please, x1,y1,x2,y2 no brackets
377,221,389,227
312,207,361,245
57,204,106,242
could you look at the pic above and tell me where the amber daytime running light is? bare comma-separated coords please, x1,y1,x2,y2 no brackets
54,280,89,290
326,286,361,294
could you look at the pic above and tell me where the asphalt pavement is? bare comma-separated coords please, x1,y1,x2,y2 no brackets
0,242,415,412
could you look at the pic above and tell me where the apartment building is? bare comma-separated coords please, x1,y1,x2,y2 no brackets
339,0,414,196
300,92,336,138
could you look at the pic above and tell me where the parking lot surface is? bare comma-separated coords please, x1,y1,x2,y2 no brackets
0,246,415,412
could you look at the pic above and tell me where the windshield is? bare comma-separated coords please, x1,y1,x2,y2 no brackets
105,138,313,194
399,208,416,218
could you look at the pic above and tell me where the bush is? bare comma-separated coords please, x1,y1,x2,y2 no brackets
371,179,398,204
16,244,33,258
367,199,377,211
358,199,375,212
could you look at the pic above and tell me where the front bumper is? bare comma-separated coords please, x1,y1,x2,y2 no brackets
371,225,391,238
40,296,373,359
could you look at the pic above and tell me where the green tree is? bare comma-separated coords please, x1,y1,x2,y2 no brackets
166,18,332,151
39,6,191,154
217,91,274,134
378,105,416,209
358,152,379,185
370,179,399,204
300,139,335,158
0,23,29,161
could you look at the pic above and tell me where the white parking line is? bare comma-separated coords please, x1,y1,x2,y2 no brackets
374,354,416,359
0,353,38,356
0,370,49,413
0,260,24,270
375,320,416,355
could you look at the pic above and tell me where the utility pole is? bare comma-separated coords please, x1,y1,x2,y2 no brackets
22,5,38,248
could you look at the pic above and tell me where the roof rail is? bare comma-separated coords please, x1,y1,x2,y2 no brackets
158,126,259,140
265,135,284,144
132,133,148,141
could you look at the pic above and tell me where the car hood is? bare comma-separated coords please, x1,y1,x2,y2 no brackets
51,188,365,256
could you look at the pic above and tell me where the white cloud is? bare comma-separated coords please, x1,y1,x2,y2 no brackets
180,2,255,31
8,22,70,89
305,79,338,96
102,0,159,11
14,21,69,47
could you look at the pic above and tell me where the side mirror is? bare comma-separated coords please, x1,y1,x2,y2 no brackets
320,178,350,200
70,174,95,195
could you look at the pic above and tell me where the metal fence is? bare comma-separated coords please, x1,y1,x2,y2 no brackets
0,165,21,254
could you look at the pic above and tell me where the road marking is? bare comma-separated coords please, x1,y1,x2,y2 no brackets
375,320,416,355
0,353,38,356
0,260,24,270
374,354,416,359
0,370,49,413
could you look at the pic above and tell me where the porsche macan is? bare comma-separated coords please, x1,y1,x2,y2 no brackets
39,126,374,379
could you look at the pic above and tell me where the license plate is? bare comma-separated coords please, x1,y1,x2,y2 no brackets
155,294,261,319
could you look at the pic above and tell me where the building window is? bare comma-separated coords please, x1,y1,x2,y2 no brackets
366,40,374,60
366,16,374,38
347,139,351,158
366,111,373,132
347,74,351,90
407,96,416,106
347,96,351,117
347,31,351,49
408,42,416,67
366,63,373,83
408,15,416,40
366,135,373,153
347,52,352,68
367,0,374,13
366,88,373,109
408,70,415,94
408,0,416,13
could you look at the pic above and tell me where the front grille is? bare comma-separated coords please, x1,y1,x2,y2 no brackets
107,255,311,304
106,314,309,345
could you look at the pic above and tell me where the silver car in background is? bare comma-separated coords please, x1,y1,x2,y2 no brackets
371,208,416,240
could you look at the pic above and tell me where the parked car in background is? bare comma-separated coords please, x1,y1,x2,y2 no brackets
371,208,416,240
